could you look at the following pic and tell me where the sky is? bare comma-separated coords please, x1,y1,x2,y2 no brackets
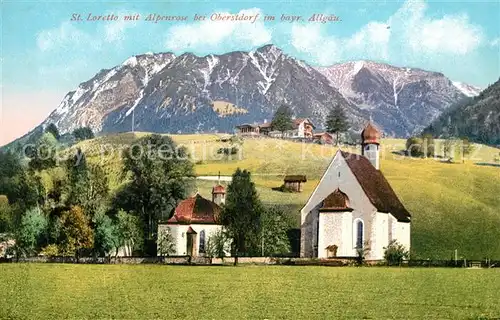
1,0,499,146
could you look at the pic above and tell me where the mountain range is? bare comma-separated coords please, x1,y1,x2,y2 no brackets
12,45,483,146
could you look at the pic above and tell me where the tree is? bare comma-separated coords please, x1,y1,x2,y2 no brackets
28,132,58,171
121,134,194,245
66,149,109,217
72,127,95,142
59,206,94,258
0,195,12,233
259,206,291,257
405,137,424,157
206,229,230,260
157,228,176,256
271,104,294,137
115,209,143,256
461,137,475,162
93,212,118,258
383,240,409,266
0,152,43,210
325,104,349,145
45,123,60,140
14,208,47,257
421,134,435,158
219,168,263,264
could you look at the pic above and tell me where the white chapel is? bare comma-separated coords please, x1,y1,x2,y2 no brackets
300,123,411,260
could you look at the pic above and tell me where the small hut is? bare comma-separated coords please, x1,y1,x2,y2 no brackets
283,175,307,192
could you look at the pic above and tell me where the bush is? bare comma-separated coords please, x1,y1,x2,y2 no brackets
275,184,294,193
206,229,230,259
217,146,239,155
15,208,47,257
157,228,176,256
384,240,409,266
406,137,424,157
40,244,59,257
406,135,435,157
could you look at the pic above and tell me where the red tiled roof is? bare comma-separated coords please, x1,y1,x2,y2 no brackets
167,194,220,224
212,184,226,194
341,151,411,222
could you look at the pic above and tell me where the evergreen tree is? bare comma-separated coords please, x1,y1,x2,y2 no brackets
220,168,263,265
325,104,349,144
271,104,294,137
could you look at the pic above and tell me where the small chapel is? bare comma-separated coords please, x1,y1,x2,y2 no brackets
300,123,411,260
158,182,228,257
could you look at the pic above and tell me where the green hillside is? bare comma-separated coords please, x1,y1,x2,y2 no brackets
67,133,500,259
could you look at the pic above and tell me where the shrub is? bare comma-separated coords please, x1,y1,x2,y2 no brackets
217,146,239,155
384,240,409,266
355,241,371,266
40,244,59,257
206,229,230,259
157,228,176,256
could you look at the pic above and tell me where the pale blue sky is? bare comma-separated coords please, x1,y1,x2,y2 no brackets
1,0,500,144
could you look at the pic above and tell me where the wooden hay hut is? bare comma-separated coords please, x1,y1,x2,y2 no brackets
283,175,307,192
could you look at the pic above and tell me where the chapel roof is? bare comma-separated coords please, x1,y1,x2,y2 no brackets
166,194,220,224
340,151,411,222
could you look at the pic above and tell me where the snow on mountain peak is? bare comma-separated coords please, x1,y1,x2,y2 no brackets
353,60,365,74
123,56,138,67
452,81,481,97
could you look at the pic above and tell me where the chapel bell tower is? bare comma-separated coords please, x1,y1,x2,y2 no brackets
361,122,381,170
212,172,226,205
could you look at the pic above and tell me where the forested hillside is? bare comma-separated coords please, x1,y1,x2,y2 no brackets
423,78,500,145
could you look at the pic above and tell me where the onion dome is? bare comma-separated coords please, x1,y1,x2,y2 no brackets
212,184,226,194
320,188,353,212
361,122,381,144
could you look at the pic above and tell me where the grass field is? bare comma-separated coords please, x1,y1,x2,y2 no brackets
1,264,499,319
61,133,500,259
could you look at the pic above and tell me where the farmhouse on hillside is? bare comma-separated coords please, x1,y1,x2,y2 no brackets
158,183,229,257
300,123,411,260
235,118,315,139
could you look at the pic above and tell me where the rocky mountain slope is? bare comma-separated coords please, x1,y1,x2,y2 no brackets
317,60,481,136
34,45,478,138
422,78,500,145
